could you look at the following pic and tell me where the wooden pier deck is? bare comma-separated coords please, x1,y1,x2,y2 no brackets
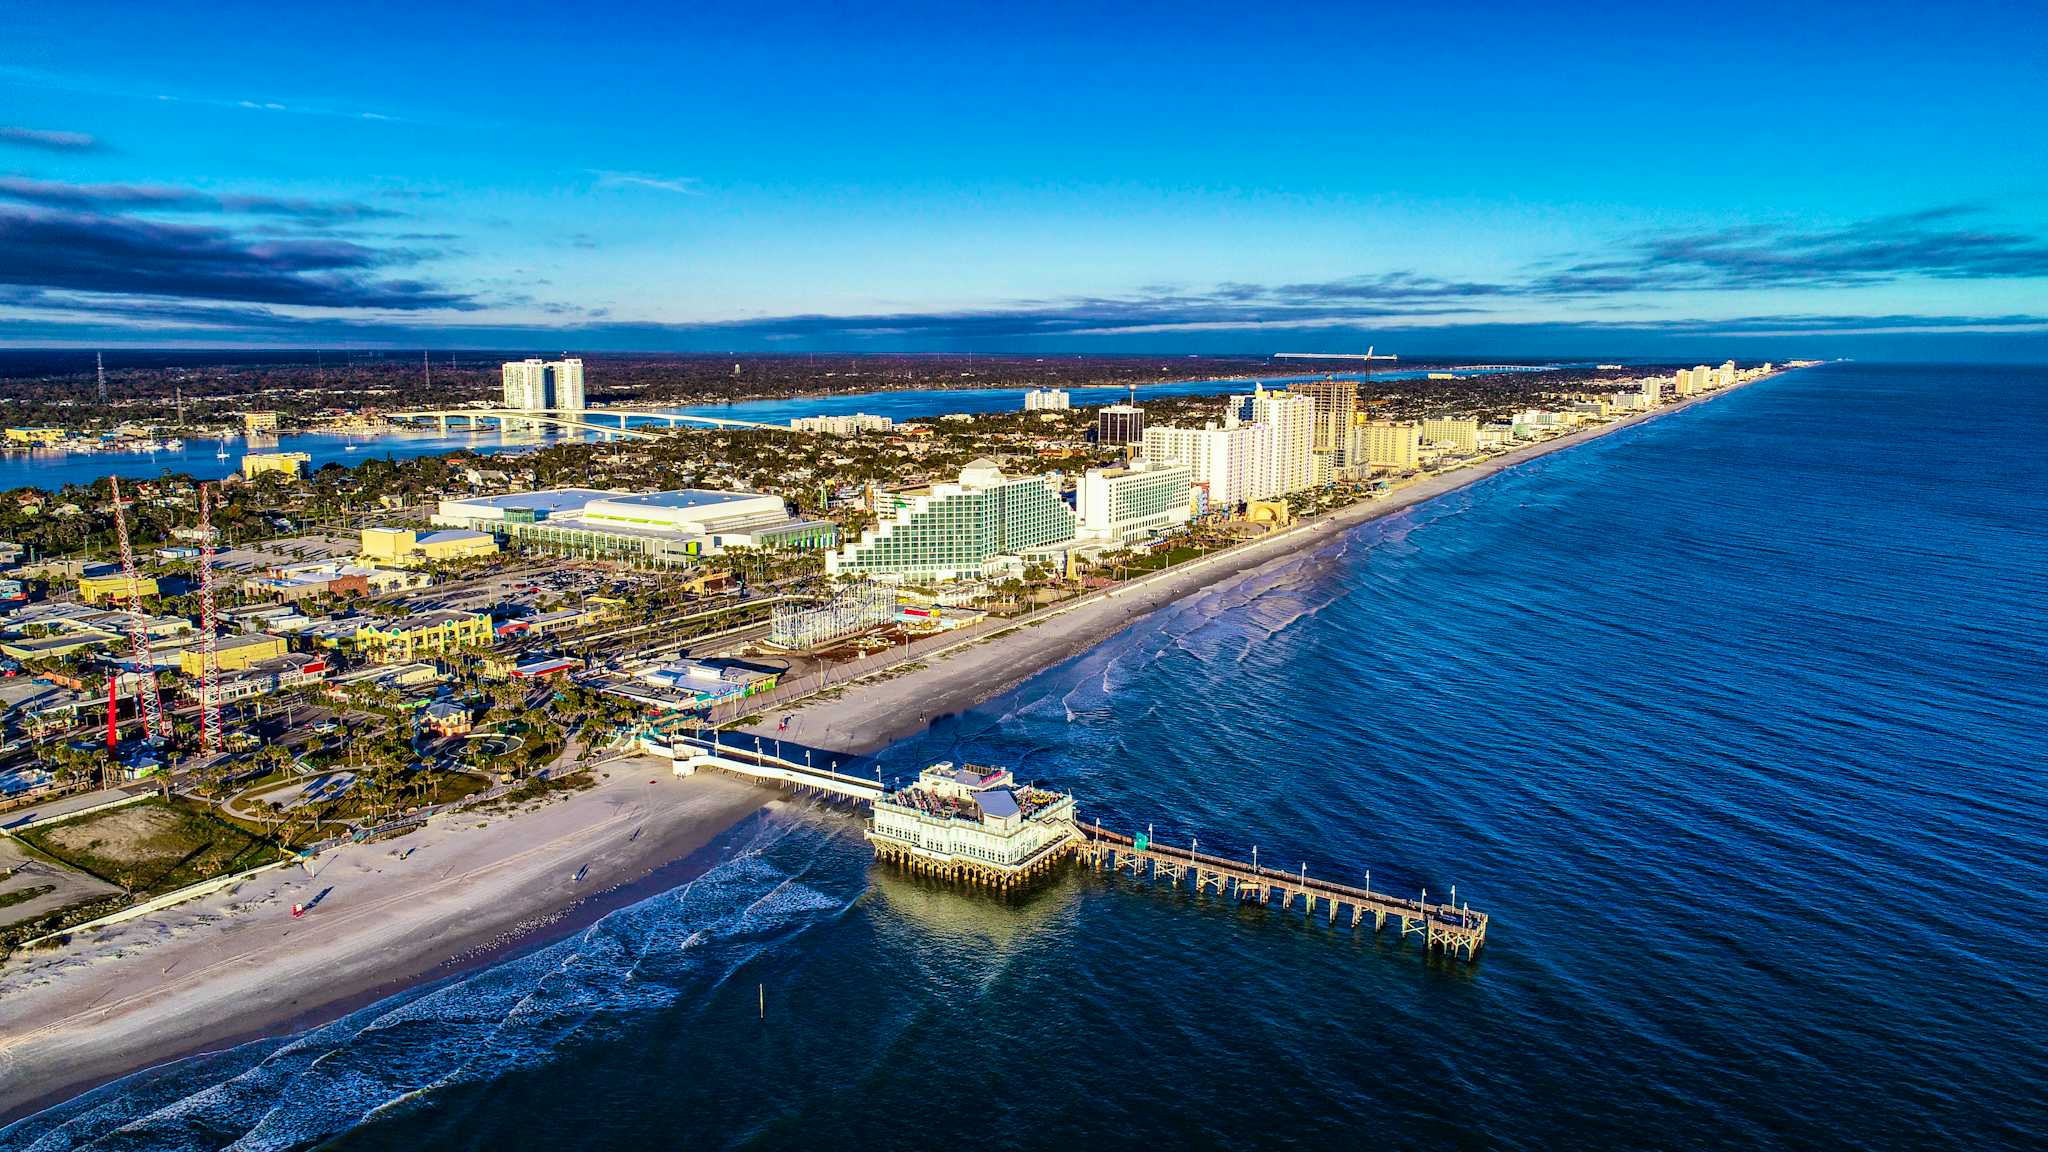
1076,822,1488,960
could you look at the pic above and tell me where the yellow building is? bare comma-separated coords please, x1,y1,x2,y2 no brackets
1421,418,1481,453
79,572,159,605
1356,421,1423,471
243,411,280,434
355,610,492,662
241,451,311,479
5,427,66,447
180,632,289,675
359,527,500,568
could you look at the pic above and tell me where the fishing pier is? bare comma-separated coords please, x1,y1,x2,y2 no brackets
1076,823,1487,960
637,730,1488,961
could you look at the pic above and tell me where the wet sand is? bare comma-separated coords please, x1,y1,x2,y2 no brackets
0,769,773,1125
0,378,1758,1127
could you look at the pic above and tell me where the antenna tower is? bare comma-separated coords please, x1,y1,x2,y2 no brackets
109,476,167,743
196,484,223,754
96,352,108,404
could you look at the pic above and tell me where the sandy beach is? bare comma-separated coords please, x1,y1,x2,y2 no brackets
747,381,1756,755
0,768,774,1123
0,377,1754,1126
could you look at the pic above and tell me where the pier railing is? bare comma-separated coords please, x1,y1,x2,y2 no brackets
1076,822,1487,960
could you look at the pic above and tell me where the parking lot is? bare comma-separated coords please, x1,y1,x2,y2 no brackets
209,533,359,575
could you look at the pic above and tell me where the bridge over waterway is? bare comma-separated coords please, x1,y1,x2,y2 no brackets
388,406,786,439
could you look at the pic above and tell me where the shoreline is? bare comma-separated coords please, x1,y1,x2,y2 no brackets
746,376,1766,756
0,374,1762,1127
0,770,779,1126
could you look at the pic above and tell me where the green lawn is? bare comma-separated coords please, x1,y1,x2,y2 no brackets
16,797,283,898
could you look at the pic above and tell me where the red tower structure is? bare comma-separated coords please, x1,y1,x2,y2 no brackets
196,483,223,754
108,476,167,743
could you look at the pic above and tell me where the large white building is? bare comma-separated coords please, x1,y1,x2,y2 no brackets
502,359,548,410
1676,365,1718,397
1023,388,1071,412
433,487,835,565
1141,388,1316,511
1142,422,1263,511
826,460,1078,583
551,358,585,411
500,358,585,412
1229,387,1317,497
1075,460,1192,546
791,413,894,436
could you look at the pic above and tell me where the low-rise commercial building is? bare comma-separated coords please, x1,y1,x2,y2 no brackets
325,661,441,697
243,560,414,601
241,451,311,479
243,411,280,434
180,631,290,675
432,487,835,565
422,700,473,736
359,527,500,568
634,657,782,705
354,610,492,662
0,631,118,661
206,652,327,703
79,572,158,605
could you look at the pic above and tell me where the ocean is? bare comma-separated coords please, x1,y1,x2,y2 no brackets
7,362,2044,1151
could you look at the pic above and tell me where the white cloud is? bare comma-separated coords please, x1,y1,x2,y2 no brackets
591,170,703,195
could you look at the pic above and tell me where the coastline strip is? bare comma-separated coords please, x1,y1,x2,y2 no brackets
0,371,1767,1128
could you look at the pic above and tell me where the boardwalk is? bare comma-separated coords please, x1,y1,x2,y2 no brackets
640,729,883,802
1076,823,1488,960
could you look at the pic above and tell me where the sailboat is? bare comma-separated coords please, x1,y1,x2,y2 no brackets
215,438,229,460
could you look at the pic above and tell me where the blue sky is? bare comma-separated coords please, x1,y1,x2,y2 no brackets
2,0,2045,358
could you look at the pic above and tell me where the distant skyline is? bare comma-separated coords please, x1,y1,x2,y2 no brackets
2,1,2045,360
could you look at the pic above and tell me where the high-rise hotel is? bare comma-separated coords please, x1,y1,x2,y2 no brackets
501,358,586,412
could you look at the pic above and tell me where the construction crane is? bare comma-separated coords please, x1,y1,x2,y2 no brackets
108,476,168,744
1274,345,1398,391
196,483,223,755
